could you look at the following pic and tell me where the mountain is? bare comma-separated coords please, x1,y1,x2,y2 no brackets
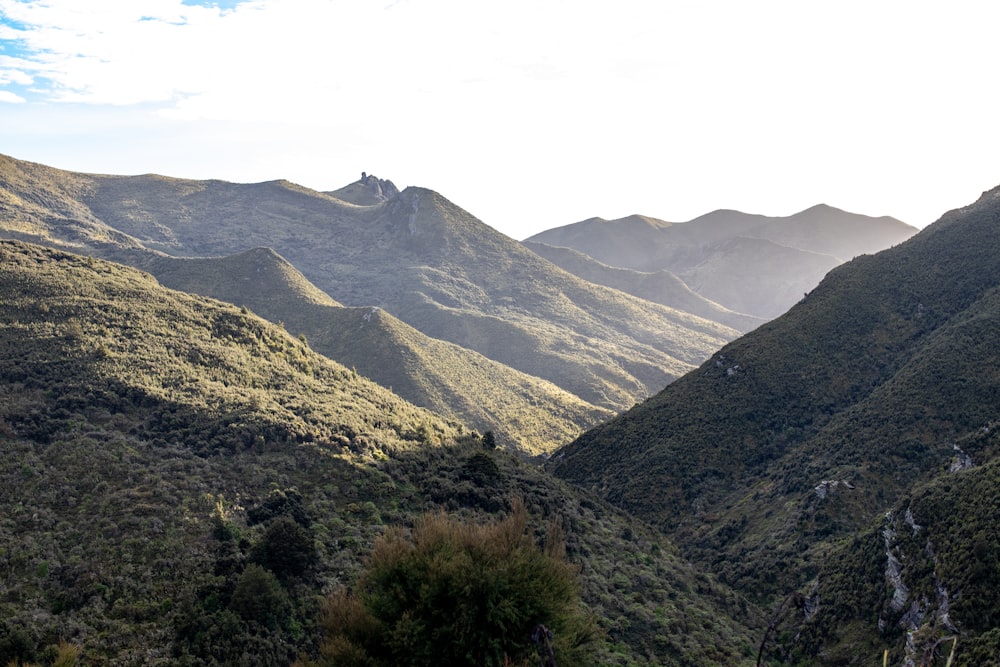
522,240,764,332
550,186,1000,662
0,238,760,665
123,247,612,454
525,206,918,319
0,154,740,416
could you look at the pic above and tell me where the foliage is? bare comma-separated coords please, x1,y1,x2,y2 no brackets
250,516,318,582
552,186,1000,607
229,564,291,629
0,239,760,666
310,500,596,667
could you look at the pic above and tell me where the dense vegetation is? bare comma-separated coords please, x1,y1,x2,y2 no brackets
552,186,1000,663
305,499,595,667
130,247,612,455
0,239,760,665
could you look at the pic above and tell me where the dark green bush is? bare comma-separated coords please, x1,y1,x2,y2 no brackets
250,515,318,582
230,564,290,629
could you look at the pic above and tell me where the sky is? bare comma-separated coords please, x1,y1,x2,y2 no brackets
1,1,998,240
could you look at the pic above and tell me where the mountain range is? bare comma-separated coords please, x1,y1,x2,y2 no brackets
524,207,917,319
3,152,993,665
0,153,749,453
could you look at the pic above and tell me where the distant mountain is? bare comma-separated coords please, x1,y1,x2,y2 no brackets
131,247,612,454
550,186,1000,663
0,154,740,416
523,240,764,332
0,238,760,665
526,206,918,319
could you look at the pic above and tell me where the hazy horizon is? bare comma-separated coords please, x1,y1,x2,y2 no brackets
2,0,998,239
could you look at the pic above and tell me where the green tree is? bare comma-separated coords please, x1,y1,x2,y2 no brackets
229,564,291,630
250,515,317,581
307,500,595,667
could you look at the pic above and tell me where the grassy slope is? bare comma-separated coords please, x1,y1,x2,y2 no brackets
0,239,760,666
522,240,764,333
0,154,740,413
550,186,1000,613
131,248,611,454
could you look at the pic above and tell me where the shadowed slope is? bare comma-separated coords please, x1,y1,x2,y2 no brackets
551,185,1000,607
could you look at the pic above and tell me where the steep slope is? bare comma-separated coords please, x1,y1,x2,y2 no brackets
0,154,741,412
0,239,761,666
679,236,840,319
550,185,1000,620
525,214,681,272
128,247,611,454
526,206,918,319
522,240,764,332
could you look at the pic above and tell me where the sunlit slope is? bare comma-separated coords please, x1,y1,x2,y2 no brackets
0,154,741,412
139,247,612,454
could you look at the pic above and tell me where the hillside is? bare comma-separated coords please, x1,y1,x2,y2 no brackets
525,206,917,319
550,186,1000,663
125,247,611,454
0,154,740,415
522,240,764,332
0,239,761,666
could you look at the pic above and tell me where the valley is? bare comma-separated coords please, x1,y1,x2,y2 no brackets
2,153,996,666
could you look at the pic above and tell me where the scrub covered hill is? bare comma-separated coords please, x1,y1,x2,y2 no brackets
0,153,740,417
0,239,761,666
129,247,612,454
550,186,1000,664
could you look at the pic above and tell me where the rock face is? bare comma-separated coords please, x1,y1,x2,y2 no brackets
360,172,400,202
328,172,400,205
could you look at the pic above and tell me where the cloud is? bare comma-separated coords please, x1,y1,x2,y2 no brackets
0,88,24,102
2,0,999,238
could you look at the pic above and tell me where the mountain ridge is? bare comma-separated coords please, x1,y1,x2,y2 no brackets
549,183,1000,661
0,154,741,416
526,204,918,318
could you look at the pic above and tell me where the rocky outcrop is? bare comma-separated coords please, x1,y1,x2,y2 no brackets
359,172,400,202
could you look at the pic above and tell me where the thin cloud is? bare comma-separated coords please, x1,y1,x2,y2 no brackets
0,0,998,238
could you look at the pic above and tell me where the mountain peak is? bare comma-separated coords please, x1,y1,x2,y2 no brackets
328,172,400,206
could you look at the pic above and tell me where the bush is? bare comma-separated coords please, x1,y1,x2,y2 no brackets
309,499,595,667
230,564,291,629
250,515,317,581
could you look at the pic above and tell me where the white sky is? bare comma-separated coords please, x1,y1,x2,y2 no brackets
1,0,998,239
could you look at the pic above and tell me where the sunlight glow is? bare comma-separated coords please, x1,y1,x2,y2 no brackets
1,0,998,237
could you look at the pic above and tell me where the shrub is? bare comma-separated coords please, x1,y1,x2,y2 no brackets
230,564,290,629
309,499,595,667
250,515,317,582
